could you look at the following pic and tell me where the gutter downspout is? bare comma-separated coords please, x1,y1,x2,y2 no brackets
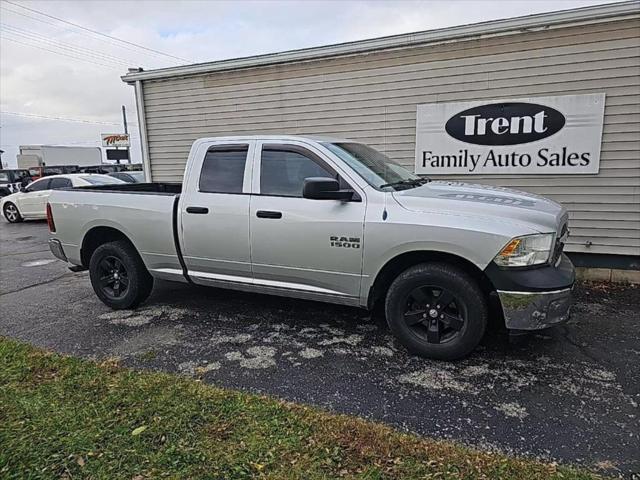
133,79,152,182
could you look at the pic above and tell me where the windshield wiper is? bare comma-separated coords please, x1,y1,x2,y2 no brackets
380,177,430,190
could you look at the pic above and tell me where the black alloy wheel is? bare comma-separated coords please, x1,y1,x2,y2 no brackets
89,240,153,309
403,286,466,344
385,262,487,360
97,255,130,300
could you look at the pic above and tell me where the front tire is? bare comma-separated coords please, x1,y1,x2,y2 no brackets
385,262,487,360
89,240,153,309
3,202,23,223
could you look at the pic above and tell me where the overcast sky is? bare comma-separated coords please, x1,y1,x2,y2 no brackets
0,0,621,168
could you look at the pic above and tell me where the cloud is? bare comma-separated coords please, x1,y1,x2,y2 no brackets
0,0,619,168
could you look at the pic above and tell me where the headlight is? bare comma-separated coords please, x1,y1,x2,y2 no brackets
494,233,554,267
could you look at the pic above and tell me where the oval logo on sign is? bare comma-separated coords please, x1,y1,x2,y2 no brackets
445,102,565,146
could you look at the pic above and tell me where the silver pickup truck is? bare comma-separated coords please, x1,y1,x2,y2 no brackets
47,135,574,360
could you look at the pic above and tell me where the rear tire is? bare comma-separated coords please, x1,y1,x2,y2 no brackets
3,202,23,223
385,262,487,360
89,240,153,309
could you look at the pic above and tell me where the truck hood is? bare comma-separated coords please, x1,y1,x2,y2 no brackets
392,181,567,234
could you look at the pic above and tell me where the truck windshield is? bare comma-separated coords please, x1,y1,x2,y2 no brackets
322,142,426,191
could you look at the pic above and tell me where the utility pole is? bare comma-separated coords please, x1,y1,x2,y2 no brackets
122,105,131,164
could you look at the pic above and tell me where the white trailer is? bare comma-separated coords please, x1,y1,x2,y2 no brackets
17,145,102,168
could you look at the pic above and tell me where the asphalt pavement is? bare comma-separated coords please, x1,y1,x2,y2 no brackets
1,220,638,477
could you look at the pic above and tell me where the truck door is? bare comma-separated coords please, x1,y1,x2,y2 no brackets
179,140,254,283
249,141,366,299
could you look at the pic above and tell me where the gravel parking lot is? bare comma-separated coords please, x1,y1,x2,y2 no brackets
1,220,638,476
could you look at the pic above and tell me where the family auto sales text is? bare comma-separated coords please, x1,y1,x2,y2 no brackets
421,147,592,172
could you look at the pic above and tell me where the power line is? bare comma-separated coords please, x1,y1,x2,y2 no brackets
1,28,134,68
1,23,142,67
1,6,153,65
0,137,140,147
3,0,191,63
1,111,138,126
1,35,129,69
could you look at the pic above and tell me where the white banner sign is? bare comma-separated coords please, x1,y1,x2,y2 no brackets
101,133,130,148
415,93,605,175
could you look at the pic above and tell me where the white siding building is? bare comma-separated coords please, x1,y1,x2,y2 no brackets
123,2,640,268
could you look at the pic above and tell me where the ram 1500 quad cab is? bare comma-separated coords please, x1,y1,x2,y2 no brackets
47,136,574,360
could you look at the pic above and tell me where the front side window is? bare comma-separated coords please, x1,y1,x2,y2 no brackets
199,146,248,194
260,147,335,197
26,178,50,192
0,173,9,182
49,177,72,189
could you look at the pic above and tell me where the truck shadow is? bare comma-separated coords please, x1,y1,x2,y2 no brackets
144,278,528,359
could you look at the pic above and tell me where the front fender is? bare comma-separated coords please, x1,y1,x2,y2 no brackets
359,207,527,307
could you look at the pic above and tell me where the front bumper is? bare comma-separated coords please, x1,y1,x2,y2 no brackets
497,287,572,330
48,238,68,262
485,253,575,331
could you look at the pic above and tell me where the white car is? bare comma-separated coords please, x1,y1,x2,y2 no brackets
1,174,125,223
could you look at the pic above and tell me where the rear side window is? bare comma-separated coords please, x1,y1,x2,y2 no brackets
49,177,72,189
260,147,334,197
199,146,248,194
26,178,50,192
80,176,124,185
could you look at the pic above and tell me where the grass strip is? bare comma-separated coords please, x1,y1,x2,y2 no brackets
0,337,602,479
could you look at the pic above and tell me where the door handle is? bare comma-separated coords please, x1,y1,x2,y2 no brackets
256,210,282,219
186,206,209,214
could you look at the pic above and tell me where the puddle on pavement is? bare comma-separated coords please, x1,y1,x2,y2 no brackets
21,259,57,267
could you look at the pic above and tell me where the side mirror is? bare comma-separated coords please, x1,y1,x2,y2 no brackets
302,177,353,201
19,186,27,193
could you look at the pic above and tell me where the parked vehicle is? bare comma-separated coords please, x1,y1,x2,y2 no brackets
1,174,124,223
79,165,118,174
0,169,32,197
121,163,143,172
28,165,80,180
108,171,145,183
46,136,574,360
79,164,142,174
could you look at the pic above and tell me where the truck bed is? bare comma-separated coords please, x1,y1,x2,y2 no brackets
48,183,183,275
